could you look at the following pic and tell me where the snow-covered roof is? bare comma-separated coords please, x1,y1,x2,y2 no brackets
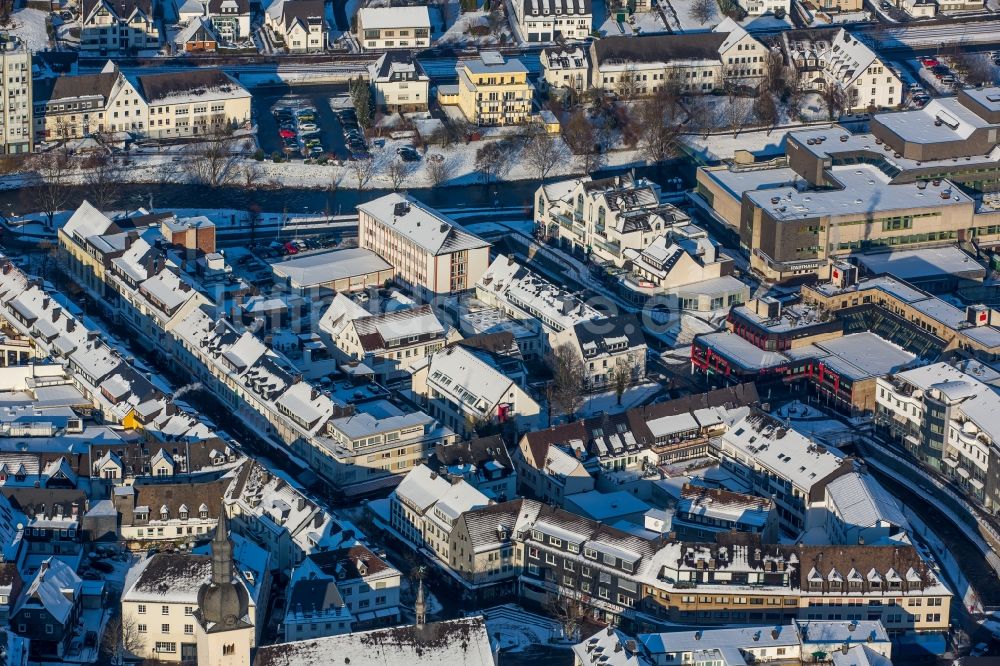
16,557,81,625
719,412,848,492
254,616,494,666
425,345,516,414
392,464,451,513
274,382,336,433
826,472,907,532
358,194,489,256
357,5,430,29
318,293,370,339
271,248,392,288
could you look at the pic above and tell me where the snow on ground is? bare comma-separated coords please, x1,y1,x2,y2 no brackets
600,9,671,35
773,400,826,420
662,0,718,31
576,382,663,418
9,7,50,52
438,10,504,45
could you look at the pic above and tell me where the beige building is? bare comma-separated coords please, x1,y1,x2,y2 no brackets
0,38,31,154
33,63,139,142
139,69,251,139
591,20,768,96
120,523,264,663
267,0,327,53
782,28,901,112
552,314,647,392
540,46,589,94
368,52,430,112
81,0,160,55
357,193,491,297
443,51,533,126
355,6,431,50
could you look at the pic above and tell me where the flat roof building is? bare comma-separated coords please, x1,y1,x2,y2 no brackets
271,248,393,296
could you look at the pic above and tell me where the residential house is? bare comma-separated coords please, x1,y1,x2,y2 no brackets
368,52,430,112
782,28,901,111
137,68,251,139
671,484,779,542
431,434,517,501
514,0,591,43
207,0,251,45
269,0,327,53
32,62,142,141
552,314,647,391
355,6,431,50
411,344,542,438
10,558,83,660
174,18,220,52
823,471,908,546
80,0,160,55
540,46,589,94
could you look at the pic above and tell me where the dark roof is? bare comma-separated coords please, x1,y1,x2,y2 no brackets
89,437,231,478
129,553,210,595
373,51,428,80
572,313,646,358
1,487,87,520
32,72,119,105
522,0,592,16
208,0,250,13
306,543,393,579
592,33,727,65
135,69,240,103
117,473,236,522
434,434,511,468
287,579,344,614
795,543,936,593
457,331,519,357
281,0,325,27
83,0,153,20
0,562,24,599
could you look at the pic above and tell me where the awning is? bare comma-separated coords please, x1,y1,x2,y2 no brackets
971,477,984,491
957,467,970,479
942,456,960,468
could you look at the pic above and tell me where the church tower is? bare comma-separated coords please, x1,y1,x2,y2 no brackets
414,579,427,628
194,510,254,666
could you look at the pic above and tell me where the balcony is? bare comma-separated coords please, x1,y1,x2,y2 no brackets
594,238,621,257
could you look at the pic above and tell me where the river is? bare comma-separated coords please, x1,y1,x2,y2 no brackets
0,163,691,218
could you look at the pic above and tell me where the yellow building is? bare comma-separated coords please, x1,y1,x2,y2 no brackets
453,51,533,126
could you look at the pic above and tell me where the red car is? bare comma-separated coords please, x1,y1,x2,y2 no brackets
279,129,296,139
283,242,299,254
921,57,939,67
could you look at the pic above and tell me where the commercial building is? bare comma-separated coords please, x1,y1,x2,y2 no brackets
781,28,901,112
368,52,430,113
355,7,431,50
441,51,533,126
357,194,491,297
271,248,393,297
513,0,592,43
589,20,768,96
876,363,1000,508
137,69,251,139
0,37,31,154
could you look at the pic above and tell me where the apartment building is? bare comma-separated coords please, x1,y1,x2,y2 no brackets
876,363,1000,508
441,51,533,126
33,63,137,142
314,399,456,496
267,0,327,53
321,297,447,381
431,435,517,501
412,344,542,437
389,464,490,562
782,28,901,111
368,52,430,113
590,20,768,96
0,38,31,154
355,7,431,50
715,411,855,534
540,46,589,94
81,0,160,55
206,0,251,45
552,314,647,391
739,0,789,15
357,194,491,297
283,543,401,640
535,174,689,265
514,0,592,43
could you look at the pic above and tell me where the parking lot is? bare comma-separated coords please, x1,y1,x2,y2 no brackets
253,88,351,160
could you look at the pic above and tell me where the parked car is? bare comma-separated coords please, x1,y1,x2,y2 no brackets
283,242,299,254
971,643,989,657
397,146,420,162
299,122,318,132
921,57,940,67
279,129,296,139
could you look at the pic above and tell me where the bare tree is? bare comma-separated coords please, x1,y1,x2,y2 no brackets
386,158,416,190
612,359,632,406
474,140,516,185
562,109,604,172
522,129,569,180
956,52,995,88
247,203,262,246
187,128,241,187
544,587,591,642
689,0,717,25
83,153,123,211
722,93,754,137
240,160,265,190
427,155,451,186
615,64,641,103
546,342,585,419
101,613,144,666
30,151,72,228
636,89,682,164
348,155,378,190
753,90,779,132
820,83,848,121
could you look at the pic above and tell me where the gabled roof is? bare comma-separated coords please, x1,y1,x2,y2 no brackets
357,194,490,256
15,558,81,625
593,33,728,66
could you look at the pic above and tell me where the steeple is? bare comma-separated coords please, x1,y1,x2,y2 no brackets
210,507,233,586
414,579,426,627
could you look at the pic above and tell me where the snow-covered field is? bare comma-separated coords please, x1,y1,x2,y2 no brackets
576,382,663,418
600,9,671,35
9,7,50,52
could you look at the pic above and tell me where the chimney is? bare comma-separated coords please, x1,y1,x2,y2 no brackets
66,319,75,333
297,497,306,512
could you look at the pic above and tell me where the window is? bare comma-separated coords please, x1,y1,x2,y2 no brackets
138,624,147,633
584,548,597,559
155,642,176,653
223,645,235,656
161,624,170,633
162,606,170,615
138,604,147,614
184,606,193,616
184,624,194,634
